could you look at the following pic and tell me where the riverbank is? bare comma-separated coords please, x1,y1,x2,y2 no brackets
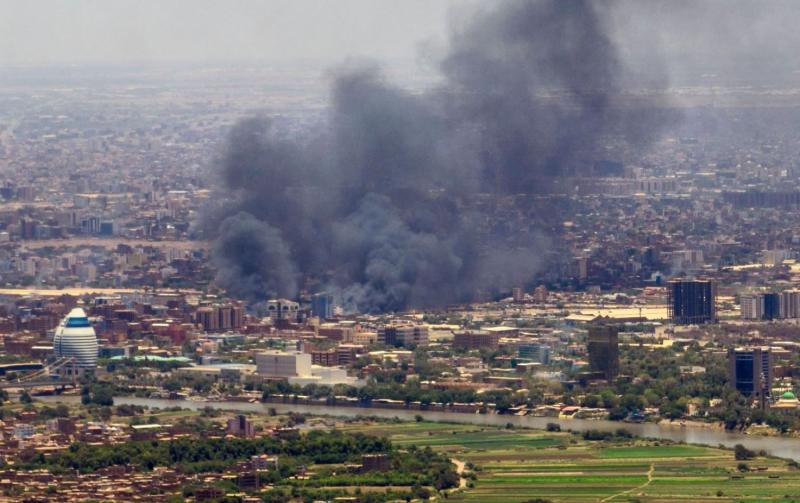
38,395,800,461
165,393,795,439
17,399,800,502
657,418,726,430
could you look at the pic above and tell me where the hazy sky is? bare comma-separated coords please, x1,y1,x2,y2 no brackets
3,0,800,88
0,0,455,66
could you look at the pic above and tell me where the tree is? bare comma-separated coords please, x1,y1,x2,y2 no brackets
734,444,755,461
412,484,431,500
191,378,213,394
660,399,687,420
40,404,70,419
599,390,619,409
724,411,739,431
92,387,114,407
19,391,32,404
582,394,600,408
615,428,633,439
765,413,791,433
643,389,661,407
97,406,113,421
621,394,644,411
163,379,182,393
433,469,460,490
608,407,628,421
582,429,612,441
750,408,766,424
115,404,142,417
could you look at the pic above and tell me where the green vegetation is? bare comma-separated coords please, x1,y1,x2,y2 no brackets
598,445,716,459
20,428,459,496
339,419,800,502
99,337,794,430
247,343,790,429
105,356,191,373
18,391,32,404
734,443,756,460
23,430,390,474
257,487,413,503
80,383,114,406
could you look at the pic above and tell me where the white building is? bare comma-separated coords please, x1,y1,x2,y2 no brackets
740,294,763,320
289,365,363,388
780,290,800,319
53,307,98,369
255,350,311,377
255,350,362,387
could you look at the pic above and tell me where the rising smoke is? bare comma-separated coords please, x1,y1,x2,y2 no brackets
207,0,671,312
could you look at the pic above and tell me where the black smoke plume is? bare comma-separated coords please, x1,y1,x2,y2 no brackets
208,0,670,312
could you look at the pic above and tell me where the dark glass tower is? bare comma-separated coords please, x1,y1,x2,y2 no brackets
667,279,716,324
587,324,619,381
728,347,773,408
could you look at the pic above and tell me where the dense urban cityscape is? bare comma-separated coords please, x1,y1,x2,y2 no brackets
5,0,800,502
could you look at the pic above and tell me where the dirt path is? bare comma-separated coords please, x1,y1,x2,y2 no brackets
601,463,654,502
451,458,468,490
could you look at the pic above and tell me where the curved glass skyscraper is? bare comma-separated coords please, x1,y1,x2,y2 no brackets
53,308,98,369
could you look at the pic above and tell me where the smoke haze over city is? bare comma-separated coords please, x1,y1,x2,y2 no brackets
4,0,799,311
8,2,800,499
206,0,679,312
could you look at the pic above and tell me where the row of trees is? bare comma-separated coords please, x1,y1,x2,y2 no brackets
291,445,457,490
22,430,390,474
20,429,459,494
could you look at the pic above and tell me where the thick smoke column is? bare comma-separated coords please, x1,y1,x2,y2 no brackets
212,212,298,301
208,0,669,312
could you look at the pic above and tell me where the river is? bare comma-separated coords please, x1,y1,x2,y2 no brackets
40,395,800,461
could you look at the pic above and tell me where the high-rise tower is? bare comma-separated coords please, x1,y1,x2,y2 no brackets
667,279,716,324
53,308,98,370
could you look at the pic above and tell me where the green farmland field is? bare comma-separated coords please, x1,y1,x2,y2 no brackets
340,420,800,502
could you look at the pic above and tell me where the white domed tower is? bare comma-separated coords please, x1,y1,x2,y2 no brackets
53,308,98,369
